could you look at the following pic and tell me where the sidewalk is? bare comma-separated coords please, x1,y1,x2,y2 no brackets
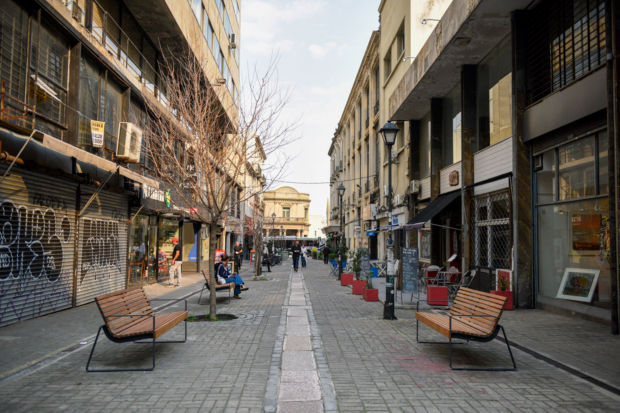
0,259,619,412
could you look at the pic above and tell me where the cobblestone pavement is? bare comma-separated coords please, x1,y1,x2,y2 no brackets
0,264,290,413
1,258,620,412
305,260,620,412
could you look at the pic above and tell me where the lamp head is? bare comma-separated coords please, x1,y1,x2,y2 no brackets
379,121,399,147
271,212,276,218
337,184,346,197
422,19,427,25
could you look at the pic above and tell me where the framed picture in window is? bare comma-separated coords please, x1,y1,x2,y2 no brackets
556,268,600,302
418,230,431,262
570,213,600,256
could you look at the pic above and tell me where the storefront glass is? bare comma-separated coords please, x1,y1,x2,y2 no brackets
536,132,611,312
158,218,179,280
128,214,158,287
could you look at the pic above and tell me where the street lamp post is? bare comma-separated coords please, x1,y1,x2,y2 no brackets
271,212,276,253
379,121,400,321
281,225,284,252
337,184,346,281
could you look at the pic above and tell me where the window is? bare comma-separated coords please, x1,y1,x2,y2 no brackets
29,22,70,139
442,82,462,165
0,1,29,128
396,121,405,150
232,0,240,23
224,10,233,38
477,36,512,151
104,78,123,156
526,0,606,105
472,192,511,270
374,128,380,176
383,49,392,81
78,56,101,152
283,208,290,218
559,137,596,200
217,0,225,20
419,111,431,178
374,66,380,110
396,20,405,57
213,36,221,70
204,14,213,51
191,0,202,25
304,209,308,219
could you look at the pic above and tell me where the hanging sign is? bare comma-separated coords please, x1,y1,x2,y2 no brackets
90,120,105,147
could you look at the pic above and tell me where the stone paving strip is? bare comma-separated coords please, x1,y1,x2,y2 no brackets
265,266,337,413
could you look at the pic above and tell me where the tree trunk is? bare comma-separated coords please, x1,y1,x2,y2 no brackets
208,222,219,321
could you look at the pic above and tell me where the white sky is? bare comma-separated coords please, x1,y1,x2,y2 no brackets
241,0,381,218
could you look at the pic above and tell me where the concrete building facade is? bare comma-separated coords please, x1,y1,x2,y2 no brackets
264,186,311,238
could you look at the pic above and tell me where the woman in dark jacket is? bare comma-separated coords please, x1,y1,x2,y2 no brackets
216,255,248,299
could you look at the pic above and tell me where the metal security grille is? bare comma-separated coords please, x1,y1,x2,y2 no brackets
526,0,606,106
0,164,76,327
470,191,512,271
76,188,129,306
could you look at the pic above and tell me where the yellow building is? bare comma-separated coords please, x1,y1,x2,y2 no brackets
264,187,311,237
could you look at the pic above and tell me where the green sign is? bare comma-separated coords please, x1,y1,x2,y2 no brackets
164,189,171,208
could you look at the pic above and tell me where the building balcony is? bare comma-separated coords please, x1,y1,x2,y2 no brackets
271,217,309,225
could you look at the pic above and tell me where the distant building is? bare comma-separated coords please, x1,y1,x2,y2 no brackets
263,187,311,238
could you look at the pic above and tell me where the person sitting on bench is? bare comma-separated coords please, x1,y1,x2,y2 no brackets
216,255,248,299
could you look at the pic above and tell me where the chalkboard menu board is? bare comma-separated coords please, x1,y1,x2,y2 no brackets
401,248,419,294
360,248,370,274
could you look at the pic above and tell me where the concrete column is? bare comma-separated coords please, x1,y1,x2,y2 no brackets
511,10,534,309
461,65,477,272
606,0,619,334
430,99,443,266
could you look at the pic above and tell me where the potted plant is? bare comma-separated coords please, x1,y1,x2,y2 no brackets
351,250,367,294
363,271,378,301
490,270,513,310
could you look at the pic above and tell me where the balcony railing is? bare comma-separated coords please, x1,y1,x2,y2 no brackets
358,187,362,198
272,217,309,224
374,100,379,116
372,175,379,189
365,118,369,129
358,131,361,141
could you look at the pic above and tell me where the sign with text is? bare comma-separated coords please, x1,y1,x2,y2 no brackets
360,248,370,274
401,248,419,294
90,120,105,147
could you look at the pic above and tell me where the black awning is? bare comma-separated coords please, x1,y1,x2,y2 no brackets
404,190,461,231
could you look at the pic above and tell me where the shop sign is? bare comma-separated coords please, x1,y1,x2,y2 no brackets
449,171,459,186
90,120,105,148
164,189,171,207
143,185,164,203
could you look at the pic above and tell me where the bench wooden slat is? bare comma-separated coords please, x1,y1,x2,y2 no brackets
451,299,500,318
453,294,505,314
102,294,151,317
449,307,495,333
458,288,506,307
96,286,144,304
115,311,188,339
416,313,489,338
97,289,153,334
107,305,154,333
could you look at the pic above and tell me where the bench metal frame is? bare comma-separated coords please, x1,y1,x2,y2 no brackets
415,300,517,371
198,271,233,304
86,298,187,373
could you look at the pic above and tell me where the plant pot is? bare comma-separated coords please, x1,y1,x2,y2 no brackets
352,279,367,295
427,286,449,306
363,287,378,301
490,290,513,310
341,273,354,286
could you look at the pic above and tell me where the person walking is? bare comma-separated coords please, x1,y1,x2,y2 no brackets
216,254,248,299
233,241,243,272
292,241,302,272
167,237,182,288
301,244,307,268
323,245,331,264
263,244,271,272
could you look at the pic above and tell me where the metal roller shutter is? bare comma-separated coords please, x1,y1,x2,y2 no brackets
0,165,76,326
75,188,129,305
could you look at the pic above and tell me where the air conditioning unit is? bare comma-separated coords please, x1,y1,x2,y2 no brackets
393,194,405,206
410,180,420,194
383,184,391,197
229,33,237,49
116,122,143,162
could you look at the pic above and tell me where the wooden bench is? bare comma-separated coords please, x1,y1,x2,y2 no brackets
416,287,516,371
198,270,234,304
86,286,188,372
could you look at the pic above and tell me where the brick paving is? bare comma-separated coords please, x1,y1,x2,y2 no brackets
0,258,619,412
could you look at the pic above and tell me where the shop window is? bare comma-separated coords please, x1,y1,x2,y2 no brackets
419,111,431,178
419,229,431,262
536,150,556,204
558,137,596,200
537,199,610,309
477,36,512,152
598,131,608,195
472,192,511,270
442,82,462,166
158,218,180,279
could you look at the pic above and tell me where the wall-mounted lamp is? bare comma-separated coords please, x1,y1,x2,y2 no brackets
422,19,440,25
402,56,416,62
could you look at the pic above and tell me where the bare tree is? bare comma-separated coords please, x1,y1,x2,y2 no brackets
144,48,296,320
